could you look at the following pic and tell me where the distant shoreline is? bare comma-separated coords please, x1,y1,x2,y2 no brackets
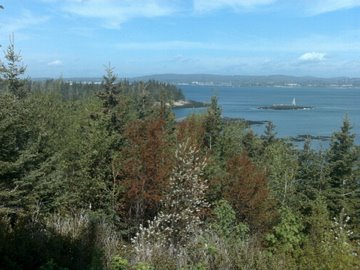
32,75,360,89
133,74,360,88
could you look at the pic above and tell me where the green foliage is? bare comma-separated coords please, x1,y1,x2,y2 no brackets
38,259,69,270
266,207,304,255
111,256,129,270
326,116,359,229
300,196,360,269
0,92,49,216
0,214,112,270
217,121,247,160
241,129,263,158
135,262,155,270
204,96,223,150
1,54,360,269
181,263,206,270
261,121,278,147
261,141,298,206
0,34,27,98
295,142,330,215
211,199,249,241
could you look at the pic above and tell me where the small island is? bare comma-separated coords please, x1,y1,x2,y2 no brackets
171,99,209,109
258,98,313,110
290,134,331,142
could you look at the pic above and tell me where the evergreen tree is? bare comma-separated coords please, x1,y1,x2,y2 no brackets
135,81,153,119
0,94,26,216
217,121,247,161
204,96,223,150
0,92,59,217
1,34,27,98
98,64,118,109
241,129,263,159
261,121,277,147
295,140,330,215
326,117,359,231
97,64,124,134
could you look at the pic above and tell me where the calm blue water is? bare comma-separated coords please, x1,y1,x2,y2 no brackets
174,86,360,146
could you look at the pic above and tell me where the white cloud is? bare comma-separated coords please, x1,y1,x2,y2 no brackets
194,0,276,13
48,60,63,66
0,10,49,35
303,0,360,15
298,52,326,62
61,0,177,28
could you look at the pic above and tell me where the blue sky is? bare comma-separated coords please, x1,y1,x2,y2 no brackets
0,0,360,78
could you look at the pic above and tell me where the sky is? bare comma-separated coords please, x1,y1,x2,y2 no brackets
0,0,360,78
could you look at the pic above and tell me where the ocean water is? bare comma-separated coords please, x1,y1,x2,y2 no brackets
173,85,360,147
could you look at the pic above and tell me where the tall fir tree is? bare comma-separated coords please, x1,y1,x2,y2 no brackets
295,139,330,215
261,121,278,147
204,96,223,150
326,116,359,232
1,34,27,98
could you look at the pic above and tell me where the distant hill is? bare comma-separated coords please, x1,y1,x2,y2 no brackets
133,74,360,88
33,74,360,88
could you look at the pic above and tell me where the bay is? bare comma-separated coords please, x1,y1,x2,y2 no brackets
173,85,360,146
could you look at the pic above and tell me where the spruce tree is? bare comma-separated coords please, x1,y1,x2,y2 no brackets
326,116,359,231
295,140,330,215
100,64,118,108
261,121,277,147
204,96,222,150
1,34,27,98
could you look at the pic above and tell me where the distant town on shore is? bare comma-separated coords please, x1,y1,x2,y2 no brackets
35,74,360,88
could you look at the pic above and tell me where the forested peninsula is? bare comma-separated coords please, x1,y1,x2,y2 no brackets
1,40,360,270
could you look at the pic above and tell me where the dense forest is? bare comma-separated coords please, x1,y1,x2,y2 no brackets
1,39,360,270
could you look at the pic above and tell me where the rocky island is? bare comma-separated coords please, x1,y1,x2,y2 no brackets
171,99,209,109
258,98,313,110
